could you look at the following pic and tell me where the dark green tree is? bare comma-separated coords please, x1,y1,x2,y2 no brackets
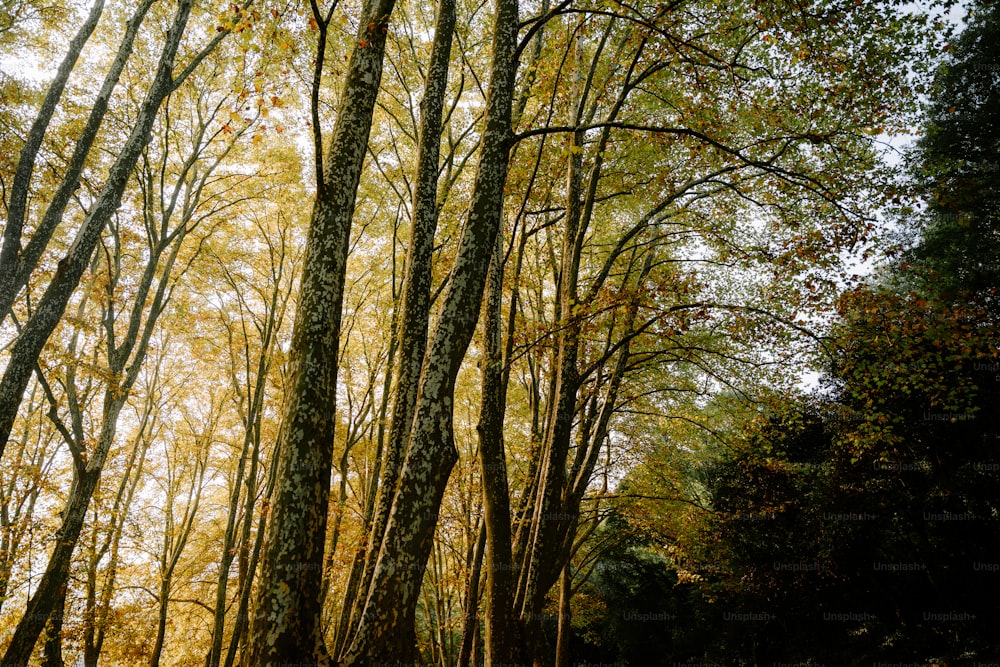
906,0,1000,306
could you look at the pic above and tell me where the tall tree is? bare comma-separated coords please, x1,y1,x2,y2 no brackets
341,0,518,661
334,0,456,656
0,0,236,464
247,0,397,663
905,0,1000,307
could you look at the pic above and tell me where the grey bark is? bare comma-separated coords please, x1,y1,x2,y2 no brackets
0,0,156,324
335,0,456,656
247,1,397,663
340,0,519,661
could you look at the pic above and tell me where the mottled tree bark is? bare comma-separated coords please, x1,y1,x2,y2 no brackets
247,1,396,664
0,0,156,326
334,0,456,656
341,0,519,661
478,232,526,664
40,589,66,667
0,4,200,662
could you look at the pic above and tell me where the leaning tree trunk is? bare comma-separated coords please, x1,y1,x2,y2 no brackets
0,7,202,663
0,0,105,321
246,1,397,664
0,0,220,464
334,0,457,656
0,0,157,325
340,0,519,662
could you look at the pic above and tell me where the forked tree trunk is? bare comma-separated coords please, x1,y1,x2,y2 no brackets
341,0,519,662
247,1,397,664
335,0,456,654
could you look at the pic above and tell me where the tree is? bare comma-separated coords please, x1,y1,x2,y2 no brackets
0,0,950,663
0,0,236,467
1,14,264,656
247,0,398,663
339,0,518,661
905,0,1000,308
332,0,457,657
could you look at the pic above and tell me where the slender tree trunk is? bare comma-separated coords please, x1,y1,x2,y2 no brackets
85,408,151,667
149,578,171,667
554,564,572,667
0,0,156,322
457,520,486,667
207,276,285,667
223,446,274,667
518,128,586,654
478,232,525,664
336,0,456,654
0,0,194,463
150,435,206,667
0,0,105,320
341,0,519,661
247,2,396,663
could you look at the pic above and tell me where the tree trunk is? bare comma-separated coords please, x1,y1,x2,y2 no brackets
479,232,525,664
0,0,156,323
518,127,586,650
85,409,150,667
340,0,519,661
40,588,67,667
457,520,486,667
554,564,572,667
335,0,456,655
223,446,275,667
207,266,286,667
0,0,194,463
247,2,397,664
